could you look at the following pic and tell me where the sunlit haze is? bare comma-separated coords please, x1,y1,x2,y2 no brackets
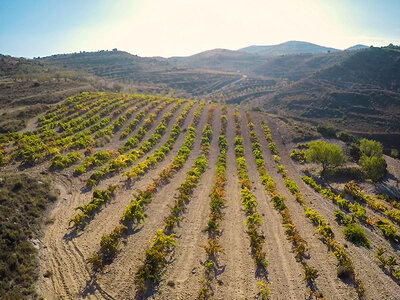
1,0,399,58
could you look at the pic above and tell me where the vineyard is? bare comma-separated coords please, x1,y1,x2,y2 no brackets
1,91,400,300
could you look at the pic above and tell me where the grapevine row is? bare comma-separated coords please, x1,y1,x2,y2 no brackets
344,181,400,225
86,100,186,187
133,104,214,295
232,108,269,298
74,99,164,174
260,120,365,298
246,112,323,298
302,176,400,245
71,101,201,230
198,105,227,299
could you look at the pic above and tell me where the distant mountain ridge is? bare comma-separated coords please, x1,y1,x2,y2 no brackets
238,41,340,55
345,44,369,51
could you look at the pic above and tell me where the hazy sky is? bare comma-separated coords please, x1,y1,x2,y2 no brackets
1,0,399,58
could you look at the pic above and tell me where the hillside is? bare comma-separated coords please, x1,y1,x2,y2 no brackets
252,51,352,81
252,47,400,149
0,55,99,132
239,41,340,55
0,92,399,299
42,50,243,98
168,49,268,73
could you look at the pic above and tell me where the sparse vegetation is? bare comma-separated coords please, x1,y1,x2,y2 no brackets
0,174,58,298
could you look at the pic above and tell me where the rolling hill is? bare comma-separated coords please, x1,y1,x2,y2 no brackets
41,50,244,98
251,46,400,149
252,51,352,81
0,55,99,132
168,48,267,73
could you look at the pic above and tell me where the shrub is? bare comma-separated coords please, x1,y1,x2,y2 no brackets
273,155,281,163
337,264,353,280
391,148,399,158
268,142,278,154
343,224,370,248
272,194,286,211
359,155,387,181
317,125,337,138
100,225,127,259
305,208,326,226
394,270,400,281
375,247,387,267
337,131,358,144
350,203,367,221
359,138,386,181
0,151,4,165
121,200,145,224
277,164,287,176
86,253,103,271
359,138,383,157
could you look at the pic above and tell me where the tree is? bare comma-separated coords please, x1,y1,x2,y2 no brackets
359,138,387,181
306,141,345,174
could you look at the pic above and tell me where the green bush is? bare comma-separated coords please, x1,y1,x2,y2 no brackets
359,155,387,181
358,138,387,181
317,125,338,138
359,138,383,157
337,131,358,144
391,149,399,158
343,224,370,248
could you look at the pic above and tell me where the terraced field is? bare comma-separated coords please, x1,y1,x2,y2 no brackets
1,92,400,299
